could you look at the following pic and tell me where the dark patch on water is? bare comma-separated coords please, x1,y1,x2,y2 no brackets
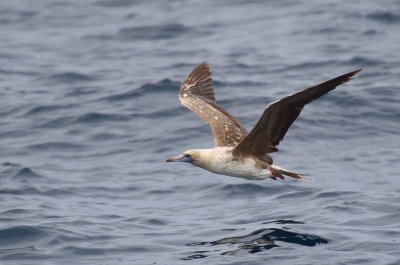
0,226,49,246
27,142,87,151
74,112,131,123
263,220,305,225
25,104,74,116
282,60,340,71
0,187,42,195
49,72,96,83
11,167,42,180
315,190,358,199
217,183,289,198
0,68,38,76
102,79,179,101
341,56,383,67
35,116,76,129
184,226,328,259
118,23,191,41
64,86,99,97
0,251,48,261
367,11,400,24
95,0,136,8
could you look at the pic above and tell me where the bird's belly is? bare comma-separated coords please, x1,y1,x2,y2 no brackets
207,160,274,180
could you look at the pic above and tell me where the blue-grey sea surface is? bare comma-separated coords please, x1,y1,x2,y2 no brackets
1,0,400,264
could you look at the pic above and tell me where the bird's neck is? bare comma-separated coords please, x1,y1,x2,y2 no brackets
191,147,233,170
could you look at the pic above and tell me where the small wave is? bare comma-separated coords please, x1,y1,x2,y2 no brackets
36,116,75,128
341,56,382,67
61,245,152,256
275,190,315,200
25,104,74,116
135,107,185,119
0,164,44,183
102,79,179,101
2,162,20,167
362,29,381,35
315,190,358,199
0,251,48,261
202,183,293,200
11,167,43,180
49,72,96,83
316,91,369,107
0,226,49,247
118,23,190,41
62,246,105,255
0,187,42,195
145,218,168,226
211,228,328,247
94,214,123,220
220,183,285,196
96,0,135,7
64,86,99,97
184,227,328,259
0,68,38,76
310,27,340,34
1,209,28,215
27,142,87,151
262,219,305,225
73,112,131,123
367,11,400,23
281,60,340,71
226,80,266,87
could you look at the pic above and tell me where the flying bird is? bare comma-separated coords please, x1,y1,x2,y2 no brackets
166,63,361,180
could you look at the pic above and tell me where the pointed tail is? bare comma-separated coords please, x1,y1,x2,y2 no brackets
271,165,310,181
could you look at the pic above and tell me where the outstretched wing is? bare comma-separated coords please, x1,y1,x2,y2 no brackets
179,62,248,147
233,69,362,157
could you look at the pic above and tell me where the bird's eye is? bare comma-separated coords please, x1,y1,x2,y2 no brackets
184,154,193,161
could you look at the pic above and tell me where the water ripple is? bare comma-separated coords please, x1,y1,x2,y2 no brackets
27,142,87,151
0,226,49,247
74,112,131,123
367,11,400,23
184,226,328,259
118,23,191,40
49,72,96,83
102,79,179,101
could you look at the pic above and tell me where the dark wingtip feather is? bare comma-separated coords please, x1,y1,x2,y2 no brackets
341,68,362,83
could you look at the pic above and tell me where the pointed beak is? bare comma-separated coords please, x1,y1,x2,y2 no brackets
166,154,191,162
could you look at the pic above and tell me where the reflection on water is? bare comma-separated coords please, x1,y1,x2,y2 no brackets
184,220,328,260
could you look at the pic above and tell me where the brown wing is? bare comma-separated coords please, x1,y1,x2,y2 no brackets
179,62,248,147
233,69,362,157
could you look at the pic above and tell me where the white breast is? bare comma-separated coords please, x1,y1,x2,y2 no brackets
194,147,274,180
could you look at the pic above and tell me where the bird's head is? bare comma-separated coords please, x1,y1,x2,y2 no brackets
166,149,212,167
166,152,193,163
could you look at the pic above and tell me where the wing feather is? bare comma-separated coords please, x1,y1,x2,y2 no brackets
233,69,362,156
179,62,248,147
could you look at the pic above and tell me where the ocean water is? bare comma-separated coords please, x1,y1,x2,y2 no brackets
1,0,400,264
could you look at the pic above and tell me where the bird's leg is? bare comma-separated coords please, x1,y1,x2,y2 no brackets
270,167,284,180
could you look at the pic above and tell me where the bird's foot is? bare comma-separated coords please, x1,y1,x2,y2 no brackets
270,167,284,180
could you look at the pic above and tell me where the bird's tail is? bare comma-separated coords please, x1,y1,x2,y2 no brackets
271,165,310,181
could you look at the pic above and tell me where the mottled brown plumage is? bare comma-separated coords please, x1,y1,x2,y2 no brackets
179,62,248,147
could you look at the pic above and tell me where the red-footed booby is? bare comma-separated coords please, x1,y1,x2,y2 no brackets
166,63,361,180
